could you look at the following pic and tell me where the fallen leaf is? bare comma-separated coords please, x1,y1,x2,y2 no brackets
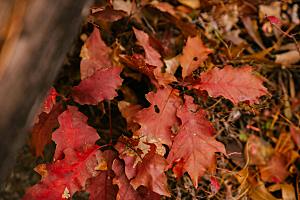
112,159,142,200
235,168,279,200
179,35,212,78
119,54,157,86
130,144,170,197
31,103,64,157
72,67,123,105
242,16,265,50
259,153,289,183
132,27,177,86
291,4,300,24
164,56,180,75
42,87,58,114
80,28,112,79
135,186,161,200
194,65,269,104
52,106,100,160
115,135,166,180
275,50,300,66
245,135,274,165
23,146,102,200
210,176,221,195
259,2,281,22
281,183,296,200
178,0,200,9
33,87,59,124
133,28,163,68
151,1,177,17
266,15,282,25
118,101,142,131
224,29,246,46
91,6,127,23
167,96,225,187
134,87,181,146
112,0,135,15
86,150,118,200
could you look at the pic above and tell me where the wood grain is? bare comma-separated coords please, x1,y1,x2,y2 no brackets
0,0,91,183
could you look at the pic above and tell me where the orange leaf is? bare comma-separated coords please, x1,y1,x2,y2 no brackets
179,35,212,78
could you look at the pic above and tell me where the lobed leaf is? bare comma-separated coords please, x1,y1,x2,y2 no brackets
52,106,100,160
134,87,181,146
72,67,122,105
80,28,112,79
179,35,212,78
167,96,226,187
194,65,269,104
23,146,102,200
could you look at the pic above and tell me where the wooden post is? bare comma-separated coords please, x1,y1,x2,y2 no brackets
0,0,91,183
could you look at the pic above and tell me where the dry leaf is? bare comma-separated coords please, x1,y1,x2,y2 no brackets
281,183,296,200
178,0,200,9
275,50,300,66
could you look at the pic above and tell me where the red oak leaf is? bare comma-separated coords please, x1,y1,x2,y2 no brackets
130,144,170,197
167,96,226,187
132,28,177,86
194,65,269,104
134,87,181,146
52,106,100,160
31,103,64,157
133,28,163,68
86,150,118,200
72,66,122,105
112,159,142,200
179,35,212,78
23,146,102,200
115,137,140,180
80,28,112,79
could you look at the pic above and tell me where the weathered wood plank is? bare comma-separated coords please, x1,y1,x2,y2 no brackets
0,0,91,183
